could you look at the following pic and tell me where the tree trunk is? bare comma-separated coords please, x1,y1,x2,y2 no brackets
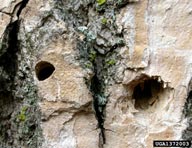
0,0,192,148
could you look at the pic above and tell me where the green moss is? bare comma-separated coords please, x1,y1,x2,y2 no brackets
97,0,106,6
106,59,116,66
89,50,97,62
18,106,28,122
101,17,107,25
21,106,28,112
85,62,93,68
18,114,26,122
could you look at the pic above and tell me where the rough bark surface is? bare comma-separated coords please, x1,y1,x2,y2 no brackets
0,0,192,148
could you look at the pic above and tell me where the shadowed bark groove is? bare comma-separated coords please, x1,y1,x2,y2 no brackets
0,0,42,147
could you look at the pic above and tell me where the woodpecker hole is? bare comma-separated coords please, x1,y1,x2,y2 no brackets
132,77,163,110
35,61,55,81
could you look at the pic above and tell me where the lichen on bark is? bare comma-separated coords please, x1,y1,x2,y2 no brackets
0,1,42,147
182,79,192,144
51,0,130,147
1,0,192,148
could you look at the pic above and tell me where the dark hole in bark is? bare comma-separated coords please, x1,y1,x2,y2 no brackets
133,78,162,110
29,124,36,131
35,61,55,81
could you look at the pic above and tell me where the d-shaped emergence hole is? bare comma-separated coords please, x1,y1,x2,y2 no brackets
133,78,163,110
35,61,55,81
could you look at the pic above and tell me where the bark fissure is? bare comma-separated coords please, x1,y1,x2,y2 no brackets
69,1,131,147
0,0,42,147
182,79,192,143
1,0,135,147
90,73,106,148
